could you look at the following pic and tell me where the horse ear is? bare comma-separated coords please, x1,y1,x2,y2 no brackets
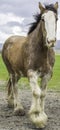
54,2,58,10
39,2,45,12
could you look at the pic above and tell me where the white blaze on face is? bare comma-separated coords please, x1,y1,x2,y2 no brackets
43,11,56,43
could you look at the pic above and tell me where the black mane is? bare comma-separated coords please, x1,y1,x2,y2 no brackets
28,13,42,35
28,4,57,35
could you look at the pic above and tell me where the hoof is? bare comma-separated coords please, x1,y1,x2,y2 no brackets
14,107,25,116
8,104,14,108
29,112,48,128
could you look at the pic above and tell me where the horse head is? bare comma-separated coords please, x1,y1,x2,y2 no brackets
39,2,58,48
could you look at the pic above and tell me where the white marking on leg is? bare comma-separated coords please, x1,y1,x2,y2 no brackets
28,70,41,97
28,70,41,114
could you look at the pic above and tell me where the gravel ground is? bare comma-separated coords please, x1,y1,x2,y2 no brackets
0,89,60,130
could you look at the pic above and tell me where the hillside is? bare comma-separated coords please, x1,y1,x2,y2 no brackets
55,40,60,49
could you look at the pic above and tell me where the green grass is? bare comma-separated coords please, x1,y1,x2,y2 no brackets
0,54,60,90
0,54,8,80
48,54,60,90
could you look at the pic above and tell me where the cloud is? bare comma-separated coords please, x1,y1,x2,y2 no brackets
0,13,24,26
0,12,25,43
0,0,60,17
0,31,10,43
0,25,26,43
12,26,26,36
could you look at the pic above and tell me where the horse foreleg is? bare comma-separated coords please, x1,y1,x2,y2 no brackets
39,71,52,127
28,70,52,128
28,70,45,128
40,72,52,111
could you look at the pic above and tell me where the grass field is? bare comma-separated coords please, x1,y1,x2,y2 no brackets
0,54,60,90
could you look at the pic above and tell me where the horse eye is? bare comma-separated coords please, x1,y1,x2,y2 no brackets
41,19,44,22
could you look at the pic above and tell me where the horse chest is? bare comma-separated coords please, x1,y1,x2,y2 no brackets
27,51,49,71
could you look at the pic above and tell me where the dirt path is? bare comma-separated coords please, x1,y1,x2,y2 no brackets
0,89,60,130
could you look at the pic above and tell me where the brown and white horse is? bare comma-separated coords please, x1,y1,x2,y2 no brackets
2,2,58,128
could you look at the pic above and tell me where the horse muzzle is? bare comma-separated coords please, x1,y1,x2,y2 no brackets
46,38,56,48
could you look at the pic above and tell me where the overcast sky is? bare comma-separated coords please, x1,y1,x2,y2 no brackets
0,0,60,43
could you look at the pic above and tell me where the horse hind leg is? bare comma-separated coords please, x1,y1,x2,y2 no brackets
7,76,14,107
2,56,24,115
2,58,14,107
8,73,25,115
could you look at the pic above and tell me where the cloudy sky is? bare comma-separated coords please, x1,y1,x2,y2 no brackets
0,0,60,44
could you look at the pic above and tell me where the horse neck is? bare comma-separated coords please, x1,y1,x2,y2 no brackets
28,22,48,58
28,22,42,46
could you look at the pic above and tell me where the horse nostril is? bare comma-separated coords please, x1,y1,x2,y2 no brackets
47,39,50,44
